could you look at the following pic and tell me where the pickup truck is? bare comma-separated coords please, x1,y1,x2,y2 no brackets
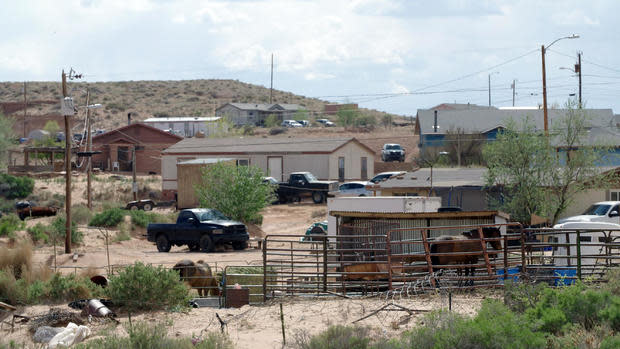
146,208,249,252
381,144,405,162
557,201,620,225
276,172,338,204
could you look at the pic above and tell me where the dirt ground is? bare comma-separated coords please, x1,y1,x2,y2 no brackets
3,182,493,348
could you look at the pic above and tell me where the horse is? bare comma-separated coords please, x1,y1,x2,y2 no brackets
430,227,502,286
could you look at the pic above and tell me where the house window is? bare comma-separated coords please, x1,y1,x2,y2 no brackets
610,189,620,201
579,236,592,242
237,159,249,166
338,157,345,182
361,157,367,180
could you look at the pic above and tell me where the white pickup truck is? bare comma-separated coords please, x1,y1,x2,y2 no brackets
553,201,620,267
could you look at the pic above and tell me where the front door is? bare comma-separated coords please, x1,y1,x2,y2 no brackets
268,157,283,181
338,157,345,182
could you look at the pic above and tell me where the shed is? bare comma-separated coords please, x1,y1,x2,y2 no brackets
176,158,237,209
161,137,376,200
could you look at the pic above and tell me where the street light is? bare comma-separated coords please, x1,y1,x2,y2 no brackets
488,71,499,107
541,34,580,135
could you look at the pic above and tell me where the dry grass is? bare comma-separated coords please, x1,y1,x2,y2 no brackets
0,239,33,279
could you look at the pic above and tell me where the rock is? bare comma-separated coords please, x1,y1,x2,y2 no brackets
33,326,63,343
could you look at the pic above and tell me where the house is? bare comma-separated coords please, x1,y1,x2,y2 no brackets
90,123,182,174
372,167,496,211
215,103,303,126
324,103,358,115
143,116,224,138
415,104,618,164
160,137,376,199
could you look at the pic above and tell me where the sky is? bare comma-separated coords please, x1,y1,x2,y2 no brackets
1,0,619,116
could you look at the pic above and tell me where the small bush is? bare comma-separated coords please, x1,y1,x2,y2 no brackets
601,334,620,349
27,223,50,244
295,325,372,349
0,240,33,279
50,216,83,244
0,214,24,237
269,127,286,135
0,174,34,199
71,205,93,225
73,321,233,349
105,262,190,311
128,210,162,228
90,208,125,227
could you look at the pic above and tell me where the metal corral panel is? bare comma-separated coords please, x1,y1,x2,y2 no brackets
177,158,236,209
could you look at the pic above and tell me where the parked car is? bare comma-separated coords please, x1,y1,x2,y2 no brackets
281,120,303,128
276,172,338,204
333,181,372,197
296,120,310,127
381,144,405,162
316,119,335,127
146,208,249,252
557,201,620,225
369,171,405,184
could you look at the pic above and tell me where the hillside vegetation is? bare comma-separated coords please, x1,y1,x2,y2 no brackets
0,79,399,131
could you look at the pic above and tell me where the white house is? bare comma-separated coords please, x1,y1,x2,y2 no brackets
143,116,224,138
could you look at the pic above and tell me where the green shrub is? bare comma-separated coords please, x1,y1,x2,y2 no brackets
45,273,102,302
601,334,620,349
296,325,372,349
0,174,34,199
89,208,125,227
399,300,545,349
0,270,100,305
74,321,233,349
27,223,50,244
128,210,165,228
105,262,190,311
0,214,24,237
50,216,83,244
71,205,93,225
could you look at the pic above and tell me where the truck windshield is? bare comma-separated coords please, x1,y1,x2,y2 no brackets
197,209,230,221
582,204,611,216
386,145,401,150
305,173,317,181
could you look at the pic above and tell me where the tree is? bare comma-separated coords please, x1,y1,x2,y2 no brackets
336,108,359,127
0,113,15,169
483,102,615,224
264,114,279,128
293,109,309,121
195,162,275,224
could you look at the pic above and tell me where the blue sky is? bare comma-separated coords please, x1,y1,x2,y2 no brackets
1,0,619,116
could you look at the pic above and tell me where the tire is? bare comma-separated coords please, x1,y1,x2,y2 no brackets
312,191,324,204
143,202,153,211
156,234,171,252
129,205,139,211
200,235,214,253
188,243,200,252
278,195,288,204
359,194,366,197
232,241,248,250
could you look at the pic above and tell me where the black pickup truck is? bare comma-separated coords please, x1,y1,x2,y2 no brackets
276,172,338,204
146,208,249,252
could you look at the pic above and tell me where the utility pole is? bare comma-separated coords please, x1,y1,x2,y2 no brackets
577,51,582,108
23,82,27,138
132,145,137,201
488,74,491,107
270,53,273,104
62,70,72,254
511,80,516,107
541,45,549,135
86,89,93,209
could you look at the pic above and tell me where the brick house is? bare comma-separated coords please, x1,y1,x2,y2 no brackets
91,123,182,174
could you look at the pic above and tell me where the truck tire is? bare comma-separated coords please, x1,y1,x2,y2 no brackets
188,243,200,252
200,235,214,252
143,202,153,211
312,191,324,204
129,204,139,211
232,241,248,250
156,234,171,252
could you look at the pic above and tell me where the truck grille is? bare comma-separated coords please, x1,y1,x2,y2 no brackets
225,225,247,234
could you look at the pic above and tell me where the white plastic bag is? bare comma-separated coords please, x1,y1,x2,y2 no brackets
47,322,91,348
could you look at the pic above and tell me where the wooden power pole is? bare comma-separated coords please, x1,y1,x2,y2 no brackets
577,52,582,108
132,145,137,201
86,89,93,209
270,53,273,104
62,70,72,254
23,82,27,138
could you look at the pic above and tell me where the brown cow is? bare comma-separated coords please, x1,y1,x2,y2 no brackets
173,259,220,297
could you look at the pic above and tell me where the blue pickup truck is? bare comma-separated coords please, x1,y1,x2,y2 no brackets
146,208,249,252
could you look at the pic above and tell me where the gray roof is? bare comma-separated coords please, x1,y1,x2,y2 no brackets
178,158,236,165
217,103,302,112
377,168,488,188
163,137,367,154
417,107,615,136
144,116,221,123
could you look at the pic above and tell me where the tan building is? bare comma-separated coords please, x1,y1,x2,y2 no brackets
161,137,376,200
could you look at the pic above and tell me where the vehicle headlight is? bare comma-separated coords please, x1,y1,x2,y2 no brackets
212,229,224,234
